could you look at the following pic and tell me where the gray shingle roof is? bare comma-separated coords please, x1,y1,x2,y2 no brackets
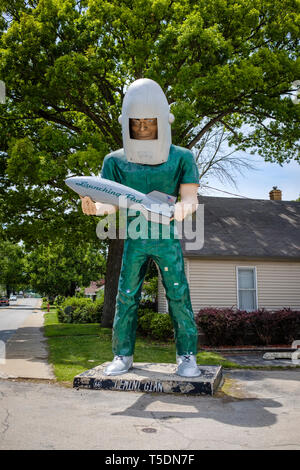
180,196,300,259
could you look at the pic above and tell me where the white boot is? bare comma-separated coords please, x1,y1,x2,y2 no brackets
176,354,201,377
103,355,133,376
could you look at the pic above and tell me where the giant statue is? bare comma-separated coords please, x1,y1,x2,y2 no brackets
80,79,201,377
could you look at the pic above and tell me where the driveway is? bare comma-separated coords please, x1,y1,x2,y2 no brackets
0,368,299,450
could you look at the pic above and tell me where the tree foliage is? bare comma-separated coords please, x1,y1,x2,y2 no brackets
0,240,27,295
26,240,105,298
1,0,299,236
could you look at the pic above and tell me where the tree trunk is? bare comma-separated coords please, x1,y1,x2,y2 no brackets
101,237,124,328
69,281,77,297
65,281,77,297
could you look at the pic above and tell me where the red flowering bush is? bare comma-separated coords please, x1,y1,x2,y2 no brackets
196,307,300,346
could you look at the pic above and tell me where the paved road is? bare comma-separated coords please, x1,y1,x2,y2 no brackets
0,298,41,344
0,369,300,450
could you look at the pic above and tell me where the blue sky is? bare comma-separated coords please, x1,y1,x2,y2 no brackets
200,153,300,201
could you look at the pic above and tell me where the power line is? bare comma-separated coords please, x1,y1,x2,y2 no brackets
199,184,251,199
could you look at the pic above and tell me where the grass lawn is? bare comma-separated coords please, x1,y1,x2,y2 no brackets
43,310,243,383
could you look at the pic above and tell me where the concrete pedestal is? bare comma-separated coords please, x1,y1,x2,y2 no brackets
73,362,223,396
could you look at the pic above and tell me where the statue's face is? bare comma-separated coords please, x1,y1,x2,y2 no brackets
129,118,158,140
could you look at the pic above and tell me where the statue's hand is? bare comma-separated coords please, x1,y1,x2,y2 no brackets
94,202,118,216
173,202,198,222
80,196,97,215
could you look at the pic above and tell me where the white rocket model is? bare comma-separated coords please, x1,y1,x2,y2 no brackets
65,176,176,225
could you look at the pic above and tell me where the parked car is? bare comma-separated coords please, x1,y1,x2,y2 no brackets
10,295,17,301
0,297,10,306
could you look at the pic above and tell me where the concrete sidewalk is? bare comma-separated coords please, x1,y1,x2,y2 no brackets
0,300,55,380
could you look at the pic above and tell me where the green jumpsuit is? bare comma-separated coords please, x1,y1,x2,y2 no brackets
101,144,199,357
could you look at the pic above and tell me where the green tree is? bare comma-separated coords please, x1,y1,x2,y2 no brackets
26,240,105,298
0,0,299,324
0,240,27,296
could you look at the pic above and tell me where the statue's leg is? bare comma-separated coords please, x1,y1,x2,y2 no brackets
152,239,198,356
112,239,150,356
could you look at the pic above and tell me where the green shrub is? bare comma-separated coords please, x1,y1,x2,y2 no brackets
138,307,156,318
96,289,104,301
75,287,86,298
138,311,155,333
54,295,65,307
150,314,174,341
57,297,103,324
142,277,158,303
138,311,174,341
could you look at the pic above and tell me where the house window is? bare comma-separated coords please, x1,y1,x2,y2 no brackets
237,267,257,311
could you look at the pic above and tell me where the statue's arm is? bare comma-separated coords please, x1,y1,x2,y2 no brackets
173,183,199,222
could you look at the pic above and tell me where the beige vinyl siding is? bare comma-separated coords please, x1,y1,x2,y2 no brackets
188,259,237,312
255,262,300,310
157,259,300,313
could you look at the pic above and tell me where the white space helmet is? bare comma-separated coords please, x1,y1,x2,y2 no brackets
118,78,175,165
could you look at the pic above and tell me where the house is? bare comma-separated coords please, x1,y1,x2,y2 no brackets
83,280,105,300
158,188,300,315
